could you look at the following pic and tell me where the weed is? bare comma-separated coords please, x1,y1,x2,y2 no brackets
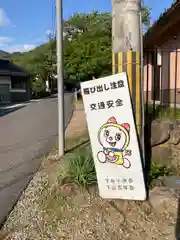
73,98,83,104
66,147,97,187
145,104,180,120
148,161,173,186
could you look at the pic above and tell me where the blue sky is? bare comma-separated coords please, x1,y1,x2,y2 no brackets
0,0,173,53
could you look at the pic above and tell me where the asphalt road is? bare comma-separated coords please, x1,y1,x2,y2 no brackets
0,94,73,226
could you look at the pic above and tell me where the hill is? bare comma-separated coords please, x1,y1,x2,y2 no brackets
0,50,10,58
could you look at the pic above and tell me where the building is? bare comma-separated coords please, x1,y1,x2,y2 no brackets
0,59,31,104
143,0,180,105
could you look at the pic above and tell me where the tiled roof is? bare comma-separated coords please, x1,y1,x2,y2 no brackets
0,59,29,76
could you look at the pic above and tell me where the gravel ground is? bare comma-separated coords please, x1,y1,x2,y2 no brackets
1,105,179,240
2,156,178,240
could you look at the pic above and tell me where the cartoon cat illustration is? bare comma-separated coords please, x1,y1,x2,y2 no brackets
97,116,131,168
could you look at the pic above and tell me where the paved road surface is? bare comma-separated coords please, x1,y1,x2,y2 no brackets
0,94,73,226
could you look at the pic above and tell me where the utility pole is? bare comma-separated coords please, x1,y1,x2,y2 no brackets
56,0,65,156
112,0,144,153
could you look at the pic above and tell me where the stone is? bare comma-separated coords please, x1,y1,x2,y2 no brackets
169,120,180,130
162,176,180,190
169,145,180,173
151,176,164,188
151,143,172,165
151,120,171,147
169,126,180,145
149,187,178,214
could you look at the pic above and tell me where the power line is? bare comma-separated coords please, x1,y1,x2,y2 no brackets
51,0,56,38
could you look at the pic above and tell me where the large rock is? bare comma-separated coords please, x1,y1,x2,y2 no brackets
151,142,172,165
169,126,180,145
163,176,180,190
169,144,180,173
149,187,178,214
151,120,171,147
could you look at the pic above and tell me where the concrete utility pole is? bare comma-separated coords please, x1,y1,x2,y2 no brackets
112,0,144,150
56,0,65,156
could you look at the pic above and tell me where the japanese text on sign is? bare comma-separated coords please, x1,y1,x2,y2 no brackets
90,99,123,111
83,80,124,95
105,177,134,191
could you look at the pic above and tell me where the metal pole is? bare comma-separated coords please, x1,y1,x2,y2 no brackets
56,0,65,156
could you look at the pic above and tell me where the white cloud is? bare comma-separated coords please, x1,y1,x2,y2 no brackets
3,44,36,53
0,34,36,53
0,36,12,47
0,8,10,26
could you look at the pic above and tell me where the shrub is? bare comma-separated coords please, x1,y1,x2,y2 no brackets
148,161,173,187
67,147,97,187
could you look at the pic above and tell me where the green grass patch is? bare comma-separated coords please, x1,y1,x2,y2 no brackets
66,146,97,188
155,105,180,120
146,104,180,120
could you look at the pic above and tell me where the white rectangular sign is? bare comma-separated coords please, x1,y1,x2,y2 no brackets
81,73,146,200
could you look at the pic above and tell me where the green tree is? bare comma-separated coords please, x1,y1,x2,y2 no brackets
31,77,46,97
63,7,150,82
8,7,151,86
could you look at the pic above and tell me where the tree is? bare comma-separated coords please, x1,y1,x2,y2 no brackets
63,7,150,82
31,77,46,97
8,7,151,86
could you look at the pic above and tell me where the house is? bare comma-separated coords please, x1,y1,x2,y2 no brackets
0,59,31,104
143,0,180,106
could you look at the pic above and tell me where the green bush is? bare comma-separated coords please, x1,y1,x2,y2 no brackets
31,77,46,97
67,147,97,187
148,161,173,187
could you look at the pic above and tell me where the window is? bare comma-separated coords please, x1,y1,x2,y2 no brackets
11,77,26,89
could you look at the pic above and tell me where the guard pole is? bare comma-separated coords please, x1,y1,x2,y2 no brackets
56,0,65,156
112,0,144,155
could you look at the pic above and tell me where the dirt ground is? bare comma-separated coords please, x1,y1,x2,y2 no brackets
1,104,179,240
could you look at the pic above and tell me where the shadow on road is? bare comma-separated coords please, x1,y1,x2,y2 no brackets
0,106,26,117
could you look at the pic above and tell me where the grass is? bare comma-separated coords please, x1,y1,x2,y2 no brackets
146,104,180,121
65,142,172,189
73,98,83,104
66,147,97,188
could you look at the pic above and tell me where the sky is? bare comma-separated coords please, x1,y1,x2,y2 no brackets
0,0,174,53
